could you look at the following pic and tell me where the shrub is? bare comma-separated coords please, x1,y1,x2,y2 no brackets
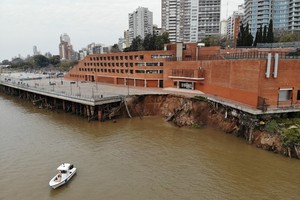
265,120,280,134
193,96,207,102
282,128,300,147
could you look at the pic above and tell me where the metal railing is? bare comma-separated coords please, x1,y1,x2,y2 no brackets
0,78,112,102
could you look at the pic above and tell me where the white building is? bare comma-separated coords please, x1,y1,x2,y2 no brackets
128,7,153,45
289,0,300,31
220,20,227,37
162,0,221,42
59,33,73,60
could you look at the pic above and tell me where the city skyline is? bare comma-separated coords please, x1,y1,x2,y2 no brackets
0,0,243,61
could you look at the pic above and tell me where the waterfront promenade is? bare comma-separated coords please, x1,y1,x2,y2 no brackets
0,73,167,99
1,72,300,115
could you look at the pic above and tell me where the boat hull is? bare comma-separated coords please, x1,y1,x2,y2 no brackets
49,168,76,189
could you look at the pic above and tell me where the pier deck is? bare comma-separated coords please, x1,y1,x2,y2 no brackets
0,73,167,106
1,73,300,116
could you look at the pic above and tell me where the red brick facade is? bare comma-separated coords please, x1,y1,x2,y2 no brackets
65,43,300,110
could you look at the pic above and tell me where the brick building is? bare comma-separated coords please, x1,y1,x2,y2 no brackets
65,43,300,111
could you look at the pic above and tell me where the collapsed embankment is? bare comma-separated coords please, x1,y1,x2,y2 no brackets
124,94,300,159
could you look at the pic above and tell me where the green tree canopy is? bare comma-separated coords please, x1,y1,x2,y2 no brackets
237,23,253,47
254,25,263,46
130,36,144,51
244,23,253,46
143,34,156,50
201,35,221,47
127,33,170,52
236,24,244,47
267,19,274,43
111,44,120,53
262,25,267,43
1,59,11,65
49,55,61,66
33,55,49,67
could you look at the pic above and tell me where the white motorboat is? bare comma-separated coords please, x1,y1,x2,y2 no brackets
49,163,76,189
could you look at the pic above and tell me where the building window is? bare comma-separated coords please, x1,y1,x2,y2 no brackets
297,90,300,100
279,89,292,101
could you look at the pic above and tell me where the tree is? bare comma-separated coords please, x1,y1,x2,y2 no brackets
1,59,11,65
111,44,120,53
143,34,156,50
33,55,49,67
244,23,253,46
267,19,274,43
59,60,78,71
279,33,296,42
158,32,170,49
123,47,131,52
262,25,267,43
49,55,61,66
201,35,221,47
237,23,253,47
11,57,24,65
254,25,262,46
126,33,170,52
237,24,244,47
129,36,144,51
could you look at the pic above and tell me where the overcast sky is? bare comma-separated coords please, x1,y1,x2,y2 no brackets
0,0,243,61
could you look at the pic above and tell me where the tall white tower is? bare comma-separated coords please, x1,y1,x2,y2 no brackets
128,7,153,45
162,0,221,42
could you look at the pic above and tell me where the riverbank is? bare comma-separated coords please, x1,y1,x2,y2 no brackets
124,95,300,160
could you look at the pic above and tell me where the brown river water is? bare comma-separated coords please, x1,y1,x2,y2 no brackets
1,93,300,200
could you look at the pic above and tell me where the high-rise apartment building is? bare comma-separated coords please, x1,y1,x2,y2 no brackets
33,45,39,56
220,20,227,36
162,0,221,43
227,4,244,46
128,7,153,45
289,0,300,31
59,33,73,60
244,0,290,36
124,30,130,48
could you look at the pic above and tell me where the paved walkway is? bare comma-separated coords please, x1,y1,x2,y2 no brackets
1,73,300,115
